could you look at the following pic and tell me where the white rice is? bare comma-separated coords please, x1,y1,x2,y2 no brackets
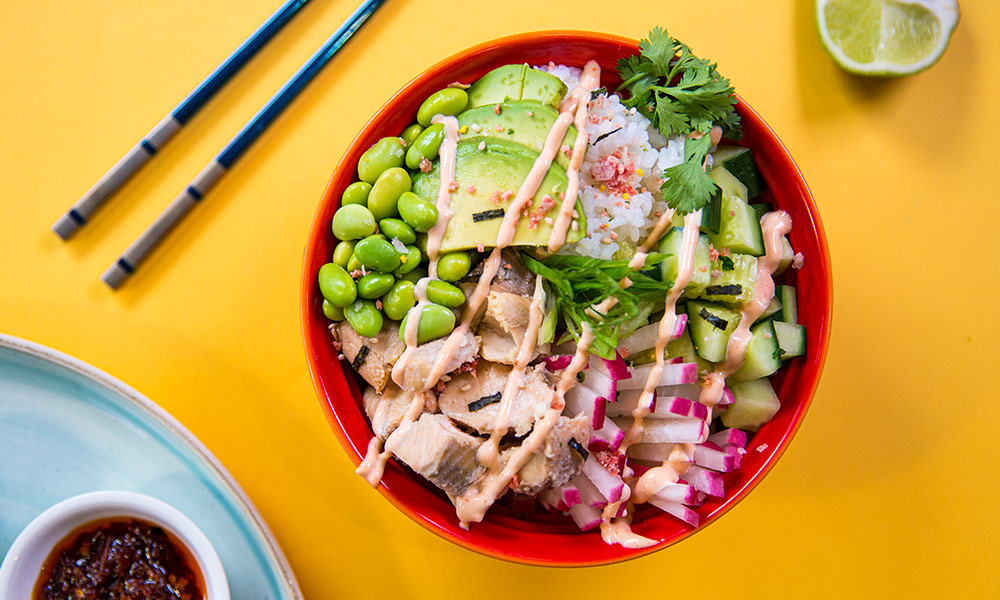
533,64,687,260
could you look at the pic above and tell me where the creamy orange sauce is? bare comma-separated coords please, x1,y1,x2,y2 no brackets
696,211,793,412
476,275,546,470
361,65,602,506
548,61,601,253
456,325,595,525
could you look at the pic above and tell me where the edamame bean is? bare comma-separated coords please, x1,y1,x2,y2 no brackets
405,123,444,169
346,252,362,272
416,88,469,127
435,251,471,282
354,236,401,272
383,280,415,321
400,124,424,146
399,303,456,344
357,272,395,299
322,299,345,321
317,263,357,308
345,300,384,338
425,280,466,308
401,267,427,283
395,245,421,275
341,181,371,207
332,240,356,268
357,137,405,183
331,204,376,241
379,218,416,245
398,192,439,232
368,167,411,221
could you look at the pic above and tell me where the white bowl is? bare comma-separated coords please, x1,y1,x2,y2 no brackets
0,491,229,599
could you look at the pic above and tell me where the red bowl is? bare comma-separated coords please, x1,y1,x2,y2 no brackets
300,31,832,566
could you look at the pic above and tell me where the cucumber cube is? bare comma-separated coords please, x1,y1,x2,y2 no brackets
774,321,806,360
729,320,781,382
687,300,741,363
773,285,798,324
713,146,765,199
722,378,780,431
700,253,757,305
658,228,711,297
707,167,765,256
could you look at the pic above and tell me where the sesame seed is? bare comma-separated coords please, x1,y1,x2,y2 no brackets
477,141,486,151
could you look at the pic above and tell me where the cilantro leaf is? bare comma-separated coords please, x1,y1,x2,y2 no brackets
660,136,717,214
616,27,741,214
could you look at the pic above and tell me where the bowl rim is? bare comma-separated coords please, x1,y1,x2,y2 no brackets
0,490,230,599
299,29,833,566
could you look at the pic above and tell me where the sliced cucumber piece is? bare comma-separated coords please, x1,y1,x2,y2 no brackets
701,253,757,306
775,236,795,275
729,320,782,383
666,326,713,375
760,296,782,322
701,192,722,235
687,300,741,363
773,285,798,324
658,228,711,297
722,377,780,431
713,146,765,199
707,167,765,256
774,321,806,360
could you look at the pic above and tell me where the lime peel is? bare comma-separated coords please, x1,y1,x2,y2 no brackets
816,0,960,76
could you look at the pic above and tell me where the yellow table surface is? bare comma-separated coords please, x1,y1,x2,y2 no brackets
2,0,997,596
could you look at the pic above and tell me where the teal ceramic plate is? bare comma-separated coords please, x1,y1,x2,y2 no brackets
0,334,302,598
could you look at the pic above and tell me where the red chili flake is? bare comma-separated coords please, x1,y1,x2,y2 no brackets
501,190,514,201
719,247,731,257
467,185,477,194
729,210,737,217
331,340,342,352
494,103,502,115
489,190,503,205
699,265,708,272
477,243,485,252
558,192,566,200
711,269,722,278
448,181,459,192
609,231,618,240
654,211,662,217
375,299,383,310
709,244,719,261
419,158,433,173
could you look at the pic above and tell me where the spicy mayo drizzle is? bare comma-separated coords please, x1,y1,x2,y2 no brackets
359,63,603,506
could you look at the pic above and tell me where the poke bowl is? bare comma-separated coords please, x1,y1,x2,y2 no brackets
300,30,832,566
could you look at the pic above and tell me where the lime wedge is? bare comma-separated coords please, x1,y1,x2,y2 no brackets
816,0,959,76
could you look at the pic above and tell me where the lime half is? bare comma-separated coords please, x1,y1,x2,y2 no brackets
816,0,959,76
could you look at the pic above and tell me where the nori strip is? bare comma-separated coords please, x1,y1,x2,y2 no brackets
472,209,505,222
351,345,370,370
704,284,743,296
468,392,502,412
699,307,729,330
568,437,589,461
593,127,622,145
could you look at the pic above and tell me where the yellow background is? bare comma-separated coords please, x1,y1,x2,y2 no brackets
1,0,996,597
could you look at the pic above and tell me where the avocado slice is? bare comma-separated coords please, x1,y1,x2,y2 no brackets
457,101,578,170
466,64,568,111
412,138,586,252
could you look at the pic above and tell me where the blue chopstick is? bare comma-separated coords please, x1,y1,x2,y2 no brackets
52,0,313,240
101,0,388,290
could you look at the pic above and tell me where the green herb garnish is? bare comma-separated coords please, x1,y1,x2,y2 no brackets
616,27,741,215
522,253,676,359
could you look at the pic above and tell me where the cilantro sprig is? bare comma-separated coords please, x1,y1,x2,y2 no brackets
616,27,741,215
522,253,675,359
